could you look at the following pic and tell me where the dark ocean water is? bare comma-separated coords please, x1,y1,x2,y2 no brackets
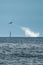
0,37,43,65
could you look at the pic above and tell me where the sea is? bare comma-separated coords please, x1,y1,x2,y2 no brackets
0,37,43,65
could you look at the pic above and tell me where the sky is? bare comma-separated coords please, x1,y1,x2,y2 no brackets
0,0,43,37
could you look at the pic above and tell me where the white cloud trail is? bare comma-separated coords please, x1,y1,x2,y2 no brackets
21,27,40,37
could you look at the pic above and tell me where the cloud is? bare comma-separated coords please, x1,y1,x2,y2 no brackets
21,27,40,37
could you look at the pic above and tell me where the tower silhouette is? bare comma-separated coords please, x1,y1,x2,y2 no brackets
9,32,11,37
